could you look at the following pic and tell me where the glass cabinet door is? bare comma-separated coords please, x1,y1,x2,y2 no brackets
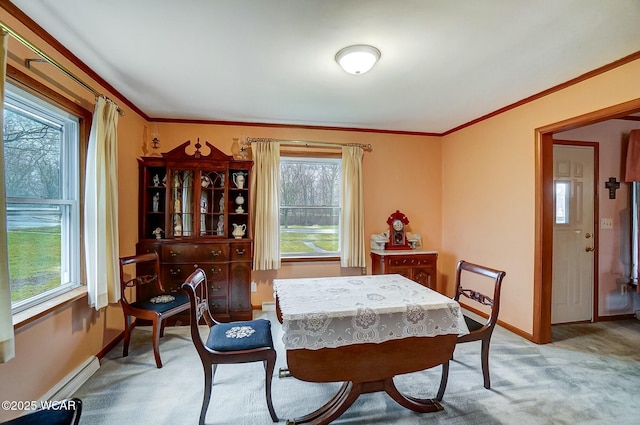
170,169,194,237
200,170,226,236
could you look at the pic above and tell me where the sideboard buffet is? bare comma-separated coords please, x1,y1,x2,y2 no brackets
370,249,438,292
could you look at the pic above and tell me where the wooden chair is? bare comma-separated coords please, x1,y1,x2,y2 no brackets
119,252,190,368
436,260,506,400
1,398,81,425
181,269,278,425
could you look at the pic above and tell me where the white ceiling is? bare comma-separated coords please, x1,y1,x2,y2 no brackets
11,0,640,134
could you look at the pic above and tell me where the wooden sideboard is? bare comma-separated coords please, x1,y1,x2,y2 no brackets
370,250,438,292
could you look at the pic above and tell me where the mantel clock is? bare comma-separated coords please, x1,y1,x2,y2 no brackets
385,210,411,250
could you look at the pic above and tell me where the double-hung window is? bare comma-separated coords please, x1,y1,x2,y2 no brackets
280,156,341,258
3,83,81,313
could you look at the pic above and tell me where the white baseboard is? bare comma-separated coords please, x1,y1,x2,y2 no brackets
262,301,276,311
41,356,100,401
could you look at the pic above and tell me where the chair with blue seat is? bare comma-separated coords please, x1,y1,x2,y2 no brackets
181,268,278,425
119,252,190,368
436,260,506,401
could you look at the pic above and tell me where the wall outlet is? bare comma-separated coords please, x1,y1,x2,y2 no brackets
600,218,613,229
251,281,257,292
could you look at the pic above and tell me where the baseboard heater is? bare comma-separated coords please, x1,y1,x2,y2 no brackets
40,356,100,401
262,301,276,311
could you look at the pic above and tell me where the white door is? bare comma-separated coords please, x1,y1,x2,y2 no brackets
552,144,595,324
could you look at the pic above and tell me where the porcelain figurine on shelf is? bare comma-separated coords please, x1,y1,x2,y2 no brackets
152,227,163,240
152,192,160,212
216,216,224,235
152,174,161,186
174,214,182,236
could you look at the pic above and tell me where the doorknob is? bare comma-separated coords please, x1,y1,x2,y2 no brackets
585,233,592,239
585,246,595,252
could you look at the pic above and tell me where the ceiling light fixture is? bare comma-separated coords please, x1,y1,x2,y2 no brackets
335,44,381,75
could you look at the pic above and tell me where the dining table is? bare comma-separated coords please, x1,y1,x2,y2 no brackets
273,274,469,425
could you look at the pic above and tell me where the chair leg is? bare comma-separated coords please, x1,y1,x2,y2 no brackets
264,350,279,422
159,320,167,338
123,314,132,358
481,338,491,389
199,362,214,425
435,361,450,401
152,318,163,368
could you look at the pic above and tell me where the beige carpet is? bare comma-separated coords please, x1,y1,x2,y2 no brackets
72,312,640,424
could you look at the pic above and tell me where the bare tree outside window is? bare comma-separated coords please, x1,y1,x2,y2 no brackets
3,84,80,312
280,157,341,257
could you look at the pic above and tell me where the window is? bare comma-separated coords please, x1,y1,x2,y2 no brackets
554,180,570,224
280,156,341,258
3,84,81,313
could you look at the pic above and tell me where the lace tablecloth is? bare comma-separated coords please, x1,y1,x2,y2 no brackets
274,274,469,350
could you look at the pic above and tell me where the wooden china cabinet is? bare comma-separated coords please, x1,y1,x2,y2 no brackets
136,139,253,322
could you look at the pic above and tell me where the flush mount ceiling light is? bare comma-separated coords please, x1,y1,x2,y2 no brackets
335,44,381,75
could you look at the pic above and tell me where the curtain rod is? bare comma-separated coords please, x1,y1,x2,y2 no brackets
0,21,125,117
245,137,372,151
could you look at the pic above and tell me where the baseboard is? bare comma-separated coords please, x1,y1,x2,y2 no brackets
41,356,100,401
262,301,276,311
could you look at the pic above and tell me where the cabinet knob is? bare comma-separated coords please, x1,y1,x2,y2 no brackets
193,264,198,269
211,250,221,257
170,250,179,257
236,248,246,255
210,268,222,275
170,268,181,275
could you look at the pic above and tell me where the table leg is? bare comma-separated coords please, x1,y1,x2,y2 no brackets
383,378,444,413
287,381,361,425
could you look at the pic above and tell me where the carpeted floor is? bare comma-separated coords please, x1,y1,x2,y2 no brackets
73,312,640,424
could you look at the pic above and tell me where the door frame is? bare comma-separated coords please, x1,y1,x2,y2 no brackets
534,98,640,344
551,140,599,324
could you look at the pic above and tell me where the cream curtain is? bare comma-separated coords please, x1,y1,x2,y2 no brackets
84,96,120,310
340,145,365,268
251,141,281,270
0,29,15,363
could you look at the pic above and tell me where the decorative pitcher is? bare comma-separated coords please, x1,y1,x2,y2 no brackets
232,172,245,189
232,223,246,239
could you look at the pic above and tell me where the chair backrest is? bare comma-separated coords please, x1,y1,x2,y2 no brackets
119,252,163,303
181,269,215,352
454,260,506,329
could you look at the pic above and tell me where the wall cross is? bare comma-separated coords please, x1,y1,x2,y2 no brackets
605,177,621,199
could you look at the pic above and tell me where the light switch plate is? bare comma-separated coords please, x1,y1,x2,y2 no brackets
601,218,613,229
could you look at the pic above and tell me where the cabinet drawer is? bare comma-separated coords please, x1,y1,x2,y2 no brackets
387,255,435,267
209,297,228,314
194,244,229,261
162,244,198,262
230,243,251,260
161,264,199,287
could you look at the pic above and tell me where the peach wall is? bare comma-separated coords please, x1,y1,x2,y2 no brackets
2,4,640,417
147,124,442,305
441,58,640,335
555,120,640,317
0,10,147,420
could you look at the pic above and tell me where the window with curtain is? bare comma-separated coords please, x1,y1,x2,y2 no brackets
3,83,81,313
280,156,342,258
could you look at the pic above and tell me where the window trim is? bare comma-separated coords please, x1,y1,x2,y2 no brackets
279,152,342,261
5,66,92,317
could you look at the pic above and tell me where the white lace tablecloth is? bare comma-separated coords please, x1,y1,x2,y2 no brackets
274,274,469,350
